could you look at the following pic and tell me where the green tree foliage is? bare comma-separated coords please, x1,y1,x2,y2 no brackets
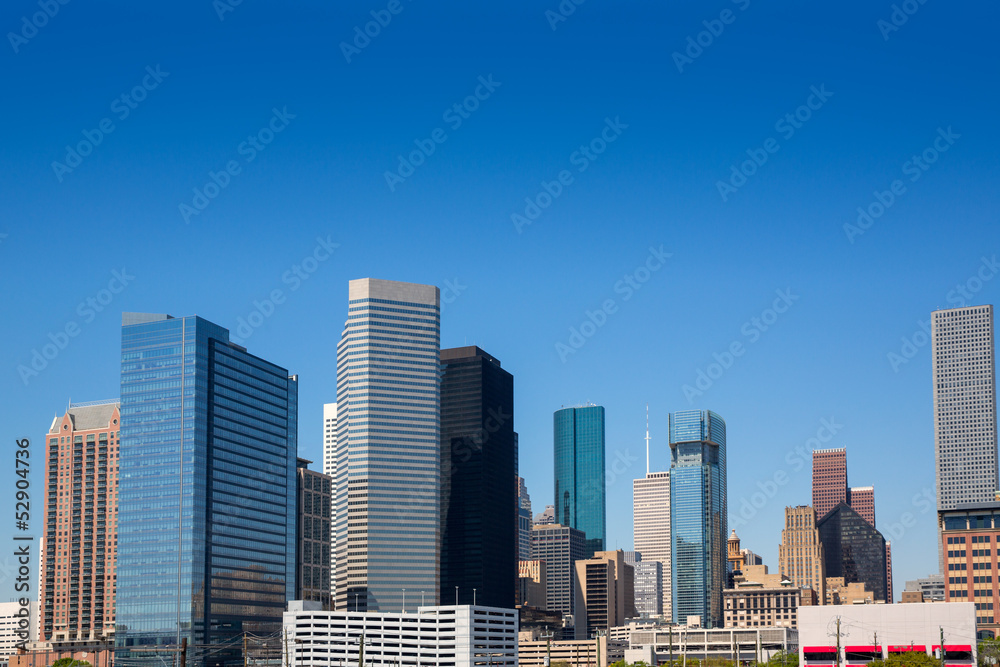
868,652,940,667
51,659,91,667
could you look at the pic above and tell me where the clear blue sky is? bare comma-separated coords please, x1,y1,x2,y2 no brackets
1,0,998,602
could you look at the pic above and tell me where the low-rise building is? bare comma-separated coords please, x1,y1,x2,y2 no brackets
824,577,874,605
724,565,799,628
798,602,976,666
519,635,616,667
904,574,945,602
284,604,517,667
626,626,796,664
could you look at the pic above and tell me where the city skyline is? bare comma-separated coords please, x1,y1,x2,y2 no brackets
4,0,999,608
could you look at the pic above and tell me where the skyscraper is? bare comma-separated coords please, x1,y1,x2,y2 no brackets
777,506,826,603
933,305,997,511
849,486,875,527
812,448,847,519
42,400,120,648
669,409,726,628
334,279,440,612
530,523,586,621
440,345,516,609
322,402,336,591
115,313,297,667
633,471,670,618
574,550,635,638
554,405,606,556
817,502,888,603
296,458,332,609
518,477,533,561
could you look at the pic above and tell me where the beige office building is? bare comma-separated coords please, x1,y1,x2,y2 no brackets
778,506,826,603
574,550,636,639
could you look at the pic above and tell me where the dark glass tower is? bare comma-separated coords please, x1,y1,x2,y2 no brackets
669,409,726,628
440,346,516,608
817,502,888,602
115,313,297,667
553,405,606,557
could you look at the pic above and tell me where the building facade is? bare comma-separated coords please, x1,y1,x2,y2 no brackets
940,501,1000,633
633,471,670,618
904,574,946,602
42,401,120,647
334,279,441,612
518,560,547,609
296,459,332,609
633,561,663,619
518,478,532,561
530,523,586,621
115,313,297,667
723,565,800,629
440,346,517,609
574,550,635,639
669,410,727,628
812,448,847,520
554,405,606,557
778,506,826,604
817,502,888,603
849,486,876,527
1,601,38,664
933,306,997,512
284,605,517,667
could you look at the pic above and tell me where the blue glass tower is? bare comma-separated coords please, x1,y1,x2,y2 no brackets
115,314,297,667
553,405,605,557
669,409,726,628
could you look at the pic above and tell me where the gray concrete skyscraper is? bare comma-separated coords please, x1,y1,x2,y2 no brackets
933,305,997,511
334,279,440,612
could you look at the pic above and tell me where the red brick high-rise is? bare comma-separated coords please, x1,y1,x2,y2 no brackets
42,400,120,647
812,448,848,518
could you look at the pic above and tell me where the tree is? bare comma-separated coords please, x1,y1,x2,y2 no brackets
868,653,940,667
767,651,799,667
979,637,1000,667
51,659,91,667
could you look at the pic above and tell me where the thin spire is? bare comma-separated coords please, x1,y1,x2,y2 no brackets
645,403,651,476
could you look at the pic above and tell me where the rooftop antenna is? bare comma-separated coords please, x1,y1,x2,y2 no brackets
645,403,651,476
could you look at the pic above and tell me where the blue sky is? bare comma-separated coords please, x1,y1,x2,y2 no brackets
1,0,998,602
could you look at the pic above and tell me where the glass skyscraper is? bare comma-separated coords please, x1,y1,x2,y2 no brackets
115,314,297,667
553,405,606,557
669,409,726,628
334,279,440,612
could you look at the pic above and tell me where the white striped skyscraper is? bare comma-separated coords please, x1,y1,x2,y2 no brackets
334,279,440,611
633,472,670,619
933,305,997,511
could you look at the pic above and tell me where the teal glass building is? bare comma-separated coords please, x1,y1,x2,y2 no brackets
553,405,605,557
115,314,297,667
669,409,726,628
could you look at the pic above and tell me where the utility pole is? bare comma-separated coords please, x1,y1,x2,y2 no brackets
244,632,248,667
180,638,187,667
669,626,674,667
285,631,291,667
940,627,946,667
835,618,842,667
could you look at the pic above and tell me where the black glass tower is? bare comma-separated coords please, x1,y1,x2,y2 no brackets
440,346,516,608
817,502,888,602
115,314,297,667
